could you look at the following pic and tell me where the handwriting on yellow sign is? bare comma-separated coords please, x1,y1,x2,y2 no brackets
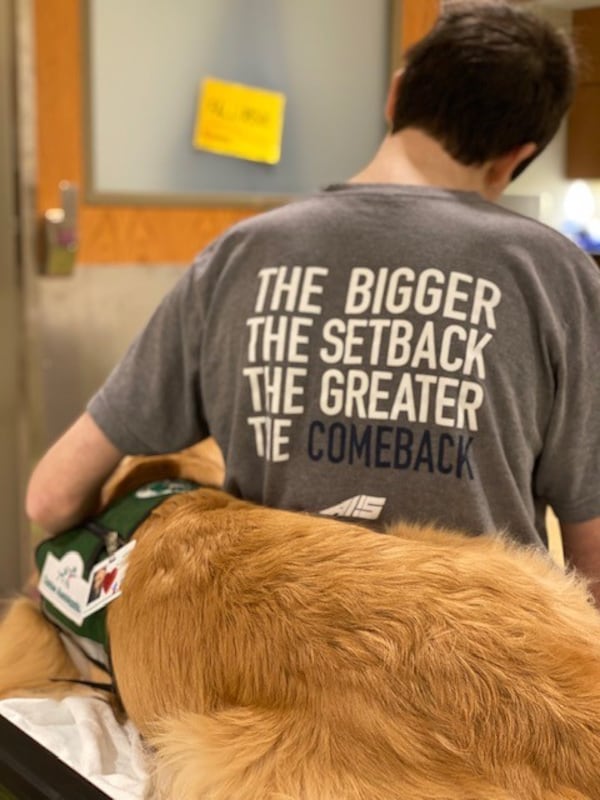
194,78,286,165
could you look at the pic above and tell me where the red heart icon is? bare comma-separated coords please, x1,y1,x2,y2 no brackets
102,568,118,593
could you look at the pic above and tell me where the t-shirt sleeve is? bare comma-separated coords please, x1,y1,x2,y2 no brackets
534,257,600,523
87,255,211,454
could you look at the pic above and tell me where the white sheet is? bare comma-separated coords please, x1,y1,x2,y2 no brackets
0,696,147,799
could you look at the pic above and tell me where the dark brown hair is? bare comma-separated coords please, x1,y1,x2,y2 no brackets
391,2,578,177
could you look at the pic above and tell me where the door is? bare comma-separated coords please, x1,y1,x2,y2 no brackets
28,0,440,448
35,0,440,262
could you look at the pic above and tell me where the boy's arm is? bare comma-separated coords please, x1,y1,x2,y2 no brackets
561,517,600,608
26,411,124,534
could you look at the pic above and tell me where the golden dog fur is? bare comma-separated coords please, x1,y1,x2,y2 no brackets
2,441,600,799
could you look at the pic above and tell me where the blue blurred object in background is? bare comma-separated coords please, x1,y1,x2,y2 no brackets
562,181,600,254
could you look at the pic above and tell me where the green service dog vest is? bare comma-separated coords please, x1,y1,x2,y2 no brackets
35,479,199,671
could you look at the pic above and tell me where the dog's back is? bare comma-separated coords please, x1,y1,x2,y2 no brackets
108,489,600,800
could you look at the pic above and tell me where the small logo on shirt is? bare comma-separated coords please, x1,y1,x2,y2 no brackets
320,495,386,521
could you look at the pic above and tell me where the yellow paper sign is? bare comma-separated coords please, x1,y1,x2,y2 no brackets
194,77,286,165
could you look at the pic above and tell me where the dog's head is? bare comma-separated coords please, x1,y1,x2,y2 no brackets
100,439,225,507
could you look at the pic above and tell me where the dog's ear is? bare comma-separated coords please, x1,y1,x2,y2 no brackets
101,439,225,507
101,455,182,506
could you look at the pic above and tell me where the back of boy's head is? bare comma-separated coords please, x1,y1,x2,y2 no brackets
391,2,577,176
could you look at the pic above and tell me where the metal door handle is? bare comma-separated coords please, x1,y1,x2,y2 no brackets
42,181,78,276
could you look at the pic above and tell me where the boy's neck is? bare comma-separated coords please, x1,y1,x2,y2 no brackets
349,128,500,200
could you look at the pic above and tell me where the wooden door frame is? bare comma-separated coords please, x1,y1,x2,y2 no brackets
0,0,28,595
35,0,439,265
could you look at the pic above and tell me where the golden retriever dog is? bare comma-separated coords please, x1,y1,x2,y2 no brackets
2,441,600,799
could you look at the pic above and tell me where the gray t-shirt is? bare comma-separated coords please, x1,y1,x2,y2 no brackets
88,184,600,546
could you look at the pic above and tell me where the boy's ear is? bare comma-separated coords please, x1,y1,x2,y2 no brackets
485,142,537,198
385,69,404,127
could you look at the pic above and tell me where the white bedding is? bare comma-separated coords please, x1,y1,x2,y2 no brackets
0,696,147,799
